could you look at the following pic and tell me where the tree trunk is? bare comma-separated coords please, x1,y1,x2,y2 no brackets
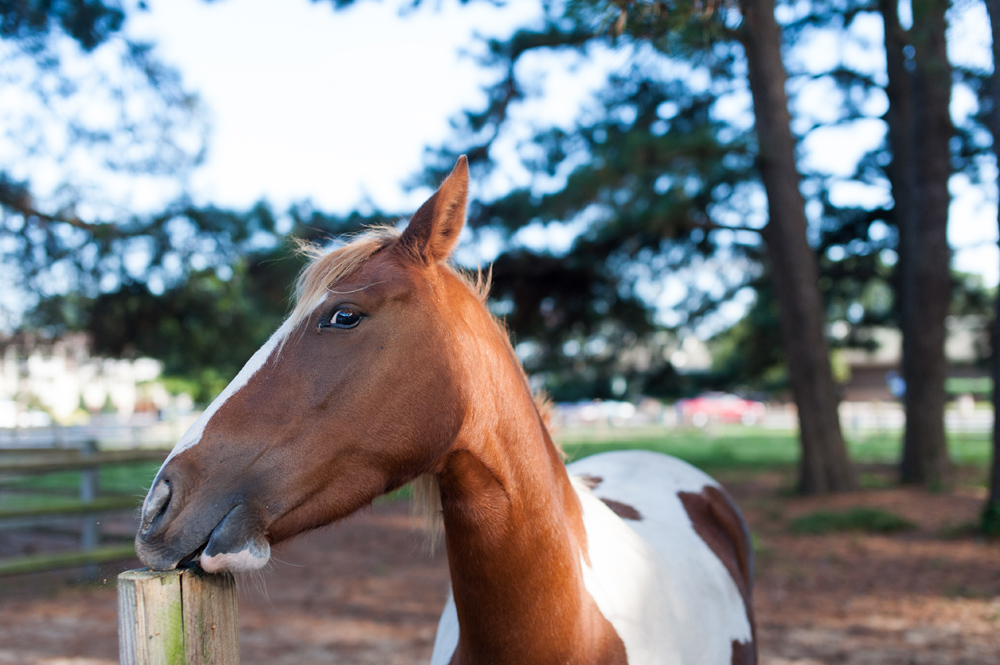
989,263,1000,534
879,0,917,330
740,0,856,493
982,0,1000,534
882,0,954,487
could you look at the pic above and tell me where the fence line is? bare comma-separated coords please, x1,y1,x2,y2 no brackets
0,415,199,450
0,441,168,576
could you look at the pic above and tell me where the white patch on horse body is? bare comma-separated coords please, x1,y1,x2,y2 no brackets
429,592,459,665
570,450,752,664
200,540,271,573
429,450,751,665
158,317,298,470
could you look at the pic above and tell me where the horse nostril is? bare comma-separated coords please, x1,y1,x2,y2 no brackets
141,478,172,531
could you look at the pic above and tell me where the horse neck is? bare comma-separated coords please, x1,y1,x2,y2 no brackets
436,316,613,662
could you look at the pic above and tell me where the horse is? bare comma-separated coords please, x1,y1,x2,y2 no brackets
135,156,757,665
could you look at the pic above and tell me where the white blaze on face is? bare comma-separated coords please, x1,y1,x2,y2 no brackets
157,317,298,471
139,317,302,571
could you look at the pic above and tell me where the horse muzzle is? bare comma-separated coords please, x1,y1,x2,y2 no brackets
135,476,271,573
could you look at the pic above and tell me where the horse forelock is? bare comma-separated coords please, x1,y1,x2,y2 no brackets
286,227,402,332
284,228,487,355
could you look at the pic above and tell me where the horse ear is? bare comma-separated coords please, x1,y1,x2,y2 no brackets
399,155,468,263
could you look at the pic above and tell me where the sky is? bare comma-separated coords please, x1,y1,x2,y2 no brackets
2,0,995,329
123,0,1000,288
128,0,545,212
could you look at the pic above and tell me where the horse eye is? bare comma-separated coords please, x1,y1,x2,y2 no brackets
330,309,363,328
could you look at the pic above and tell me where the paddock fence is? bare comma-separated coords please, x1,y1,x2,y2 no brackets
0,439,168,576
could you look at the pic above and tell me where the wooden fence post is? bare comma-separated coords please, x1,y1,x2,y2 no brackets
117,568,240,665
80,439,99,578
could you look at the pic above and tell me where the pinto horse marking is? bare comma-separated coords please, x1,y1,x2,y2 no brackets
136,156,757,664
600,498,642,521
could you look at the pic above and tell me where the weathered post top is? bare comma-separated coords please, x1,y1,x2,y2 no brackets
117,568,239,665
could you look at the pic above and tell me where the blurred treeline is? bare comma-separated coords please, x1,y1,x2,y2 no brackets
1,1,999,500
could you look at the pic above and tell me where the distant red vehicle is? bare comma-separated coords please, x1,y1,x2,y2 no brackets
677,393,766,427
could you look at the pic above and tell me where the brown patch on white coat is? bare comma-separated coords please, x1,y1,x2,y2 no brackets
679,486,757,664
600,499,642,521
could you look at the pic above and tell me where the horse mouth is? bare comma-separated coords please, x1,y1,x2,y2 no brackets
137,502,271,573
135,531,207,572
177,541,208,569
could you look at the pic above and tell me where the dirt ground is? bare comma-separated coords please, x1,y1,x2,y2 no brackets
1,468,998,665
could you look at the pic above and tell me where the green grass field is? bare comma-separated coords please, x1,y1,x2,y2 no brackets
557,426,992,470
0,427,992,513
0,461,161,511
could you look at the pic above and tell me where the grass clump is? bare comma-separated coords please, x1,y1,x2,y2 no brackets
788,507,916,535
980,501,1000,538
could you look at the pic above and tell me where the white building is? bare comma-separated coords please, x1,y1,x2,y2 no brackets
0,333,169,426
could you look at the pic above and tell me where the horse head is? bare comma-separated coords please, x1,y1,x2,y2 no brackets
135,157,482,572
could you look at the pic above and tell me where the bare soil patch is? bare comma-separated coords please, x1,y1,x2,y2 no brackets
1,472,998,664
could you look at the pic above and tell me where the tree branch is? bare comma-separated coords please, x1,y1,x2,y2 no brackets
0,190,110,233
